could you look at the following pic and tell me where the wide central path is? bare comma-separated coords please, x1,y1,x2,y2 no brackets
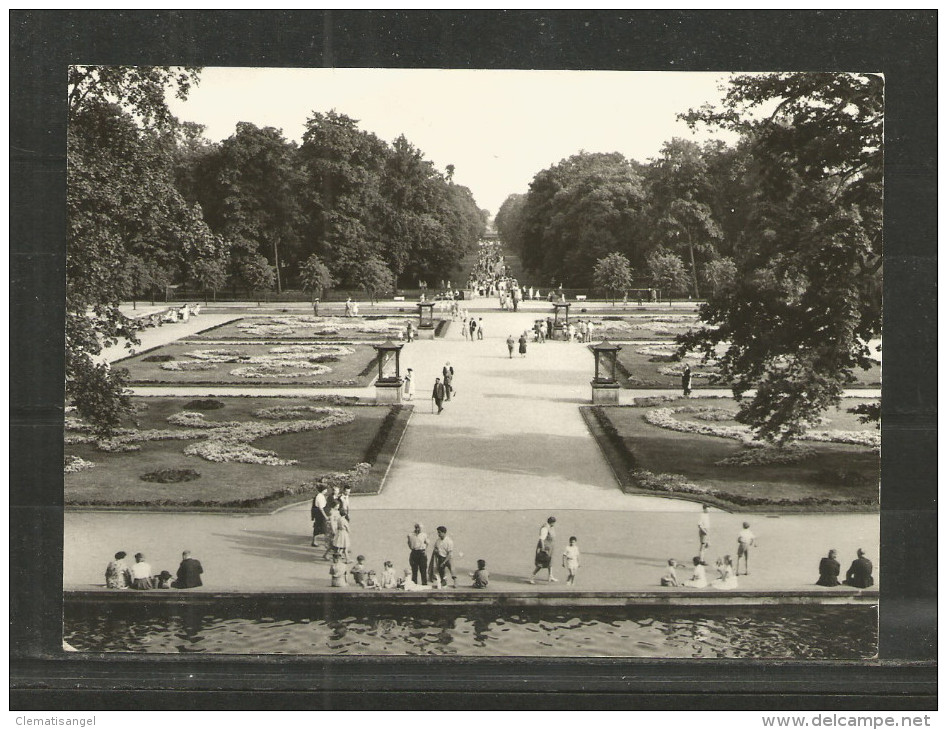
364,310,696,511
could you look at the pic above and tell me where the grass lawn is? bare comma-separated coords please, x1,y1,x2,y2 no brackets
65,397,409,510
192,315,417,341
584,397,879,512
116,342,377,386
613,345,882,389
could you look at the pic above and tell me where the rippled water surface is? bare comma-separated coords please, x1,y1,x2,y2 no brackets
64,604,876,658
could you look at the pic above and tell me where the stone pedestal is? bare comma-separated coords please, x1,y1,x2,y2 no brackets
416,326,436,340
375,379,405,404
591,381,620,404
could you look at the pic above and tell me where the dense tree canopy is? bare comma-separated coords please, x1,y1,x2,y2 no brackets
67,65,214,432
67,67,486,430
678,72,883,442
500,72,881,441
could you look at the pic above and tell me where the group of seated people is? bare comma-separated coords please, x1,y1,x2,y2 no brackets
817,548,874,588
105,550,203,590
661,556,739,590
329,554,489,591
144,303,201,328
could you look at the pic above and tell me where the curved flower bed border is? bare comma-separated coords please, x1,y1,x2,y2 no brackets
65,408,356,466
581,406,879,511
644,407,881,449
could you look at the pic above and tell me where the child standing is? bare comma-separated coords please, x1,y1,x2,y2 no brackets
333,515,351,563
562,536,581,586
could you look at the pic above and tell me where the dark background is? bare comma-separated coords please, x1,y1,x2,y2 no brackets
10,10,937,710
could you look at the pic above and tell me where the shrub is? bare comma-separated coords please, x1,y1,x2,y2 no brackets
184,399,225,411
140,468,202,483
64,455,95,473
142,354,175,363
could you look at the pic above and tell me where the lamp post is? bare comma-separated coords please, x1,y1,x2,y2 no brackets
371,340,405,403
552,301,571,340
416,300,436,340
590,339,622,404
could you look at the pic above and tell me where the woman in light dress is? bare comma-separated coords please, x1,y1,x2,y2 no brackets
712,554,739,590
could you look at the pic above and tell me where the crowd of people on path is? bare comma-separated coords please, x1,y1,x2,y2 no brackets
104,550,203,590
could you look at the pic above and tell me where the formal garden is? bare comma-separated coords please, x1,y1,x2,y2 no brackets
602,339,882,390
63,396,411,510
116,341,379,386
191,315,419,341
582,396,880,512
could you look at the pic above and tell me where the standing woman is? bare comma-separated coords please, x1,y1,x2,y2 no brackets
461,316,469,341
403,368,415,401
310,485,328,548
518,332,528,358
682,364,693,398
469,317,478,341
529,517,558,583
442,362,454,400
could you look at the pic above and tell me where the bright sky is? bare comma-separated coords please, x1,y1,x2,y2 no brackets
166,68,737,217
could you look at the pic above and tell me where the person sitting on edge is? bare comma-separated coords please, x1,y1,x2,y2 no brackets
397,568,431,591
712,555,739,590
380,560,397,589
843,548,874,588
105,551,131,589
351,555,368,588
129,553,154,590
365,570,380,589
683,556,708,588
661,559,681,587
155,571,174,589
471,559,490,589
816,549,842,587
173,550,203,589
329,554,349,587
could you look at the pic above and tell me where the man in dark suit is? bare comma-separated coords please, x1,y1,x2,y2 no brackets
843,548,874,588
432,377,446,414
173,550,204,589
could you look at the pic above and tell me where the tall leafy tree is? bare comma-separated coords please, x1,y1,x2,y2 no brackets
593,252,634,304
518,152,647,287
679,72,883,442
299,254,335,315
647,249,690,305
67,65,212,432
356,256,395,305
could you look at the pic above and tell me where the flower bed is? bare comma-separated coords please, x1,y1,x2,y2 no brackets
64,397,411,510
118,341,377,386
64,455,95,474
580,401,880,512
193,315,417,341
140,468,201,483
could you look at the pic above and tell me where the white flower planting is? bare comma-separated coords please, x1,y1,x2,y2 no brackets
268,344,354,356
160,360,218,371
183,440,297,466
166,412,242,429
229,363,332,379
64,454,95,473
644,406,881,449
235,315,413,339
253,405,346,420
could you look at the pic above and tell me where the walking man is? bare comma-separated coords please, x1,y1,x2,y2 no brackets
506,334,515,358
430,525,457,588
432,377,446,414
477,318,484,340
682,364,693,398
407,523,429,586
